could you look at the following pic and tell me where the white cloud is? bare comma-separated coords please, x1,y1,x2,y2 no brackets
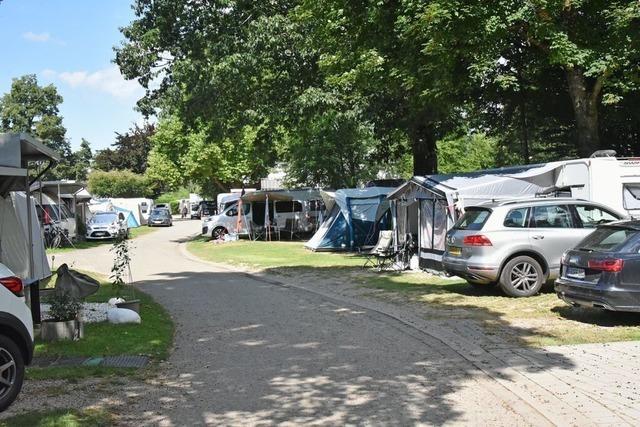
23,32,51,42
43,66,144,100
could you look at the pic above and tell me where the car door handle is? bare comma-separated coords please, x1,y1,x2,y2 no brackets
532,235,545,240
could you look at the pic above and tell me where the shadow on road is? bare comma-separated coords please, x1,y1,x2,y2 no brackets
100,268,578,426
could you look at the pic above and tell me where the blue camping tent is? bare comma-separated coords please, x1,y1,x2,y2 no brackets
113,206,140,228
304,187,396,251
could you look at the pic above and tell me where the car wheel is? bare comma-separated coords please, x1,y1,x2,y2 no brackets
499,256,545,297
0,334,25,412
211,227,227,240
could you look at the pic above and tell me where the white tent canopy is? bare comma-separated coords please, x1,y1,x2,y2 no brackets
0,192,51,281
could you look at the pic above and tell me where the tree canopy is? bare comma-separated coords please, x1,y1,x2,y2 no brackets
110,1,638,187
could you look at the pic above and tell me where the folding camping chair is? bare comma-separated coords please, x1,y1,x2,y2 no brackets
362,230,396,270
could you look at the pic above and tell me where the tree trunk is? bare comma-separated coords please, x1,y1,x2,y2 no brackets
409,123,438,176
565,67,601,157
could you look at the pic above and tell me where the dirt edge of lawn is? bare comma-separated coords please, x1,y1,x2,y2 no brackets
185,239,640,348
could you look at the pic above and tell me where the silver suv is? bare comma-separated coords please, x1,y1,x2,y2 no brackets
442,198,626,297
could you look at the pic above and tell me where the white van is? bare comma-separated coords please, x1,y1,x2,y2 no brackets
202,190,324,239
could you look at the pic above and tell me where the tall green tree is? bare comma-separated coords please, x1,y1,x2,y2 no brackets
420,0,640,157
72,138,93,181
94,123,155,173
0,74,70,156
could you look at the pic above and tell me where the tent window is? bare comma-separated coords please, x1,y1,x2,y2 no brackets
623,184,640,210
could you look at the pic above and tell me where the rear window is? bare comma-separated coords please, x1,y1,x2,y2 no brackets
577,226,639,253
454,208,491,231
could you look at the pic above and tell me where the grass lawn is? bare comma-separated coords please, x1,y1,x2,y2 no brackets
187,239,640,347
0,408,113,427
186,238,363,272
29,277,174,380
47,226,159,254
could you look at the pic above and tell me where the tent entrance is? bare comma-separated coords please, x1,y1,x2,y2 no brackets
418,198,450,270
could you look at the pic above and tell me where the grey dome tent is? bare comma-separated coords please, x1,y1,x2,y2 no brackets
305,187,397,251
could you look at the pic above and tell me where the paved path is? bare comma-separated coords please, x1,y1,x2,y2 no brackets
46,221,640,426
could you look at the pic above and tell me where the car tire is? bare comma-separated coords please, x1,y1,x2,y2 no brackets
211,227,227,240
0,334,25,412
499,256,545,297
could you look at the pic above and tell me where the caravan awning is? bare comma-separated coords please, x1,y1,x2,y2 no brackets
388,162,566,205
241,189,322,203
0,133,60,196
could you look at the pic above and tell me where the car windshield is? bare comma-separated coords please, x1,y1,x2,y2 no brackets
454,208,491,231
151,209,169,217
91,213,118,224
577,226,639,253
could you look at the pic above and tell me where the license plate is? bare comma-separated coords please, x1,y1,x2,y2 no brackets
448,246,462,257
565,266,585,280
95,232,107,236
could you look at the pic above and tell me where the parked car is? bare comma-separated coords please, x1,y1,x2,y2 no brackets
442,198,626,297
86,212,129,240
0,263,34,411
555,220,640,311
148,208,173,227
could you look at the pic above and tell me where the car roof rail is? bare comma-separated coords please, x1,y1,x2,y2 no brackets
496,198,588,206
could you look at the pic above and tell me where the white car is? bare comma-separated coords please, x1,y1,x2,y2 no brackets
0,263,34,411
86,212,129,240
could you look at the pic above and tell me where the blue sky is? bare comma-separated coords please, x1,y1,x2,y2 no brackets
0,0,148,151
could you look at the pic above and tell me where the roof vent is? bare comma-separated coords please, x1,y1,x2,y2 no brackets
590,149,617,158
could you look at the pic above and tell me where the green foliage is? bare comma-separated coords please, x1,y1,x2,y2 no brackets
0,74,74,178
87,170,150,198
168,200,180,215
94,123,154,174
155,188,190,204
46,291,81,322
109,237,132,298
437,133,501,174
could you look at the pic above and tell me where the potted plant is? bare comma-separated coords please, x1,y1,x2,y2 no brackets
41,291,83,341
110,235,140,313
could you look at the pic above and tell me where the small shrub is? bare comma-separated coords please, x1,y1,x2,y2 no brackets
47,291,81,322
169,200,179,214
88,170,151,198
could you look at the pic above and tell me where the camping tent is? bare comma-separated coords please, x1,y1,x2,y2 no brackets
387,162,570,269
113,206,140,228
0,193,51,281
305,187,397,251
0,133,60,282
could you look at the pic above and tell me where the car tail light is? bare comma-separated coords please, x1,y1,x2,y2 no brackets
588,259,624,272
463,235,493,246
0,276,24,296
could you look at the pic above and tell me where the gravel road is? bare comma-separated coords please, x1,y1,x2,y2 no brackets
20,220,639,426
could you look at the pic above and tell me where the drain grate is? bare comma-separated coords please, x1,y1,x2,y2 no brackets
32,355,149,369
100,355,149,368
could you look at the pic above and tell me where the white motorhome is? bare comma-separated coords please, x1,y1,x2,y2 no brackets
554,157,640,217
203,189,324,239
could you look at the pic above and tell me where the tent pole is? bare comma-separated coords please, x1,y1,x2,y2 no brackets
346,197,354,249
392,200,399,252
417,200,422,264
